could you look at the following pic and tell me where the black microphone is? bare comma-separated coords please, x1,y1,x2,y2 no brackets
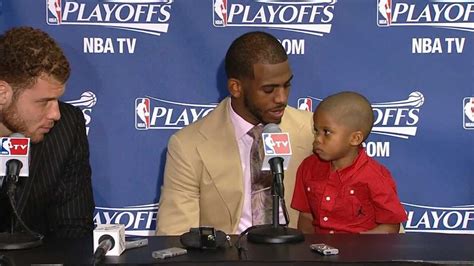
92,234,115,264
0,133,42,250
268,157,284,198
1,133,30,182
246,124,303,244
92,224,125,263
262,123,288,198
6,159,22,180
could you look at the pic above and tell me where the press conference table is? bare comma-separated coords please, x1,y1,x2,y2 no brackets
1,233,474,265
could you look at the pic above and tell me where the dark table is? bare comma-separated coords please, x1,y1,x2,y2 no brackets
1,233,474,265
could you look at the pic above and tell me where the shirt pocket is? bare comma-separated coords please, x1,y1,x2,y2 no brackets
346,183,372,218
304,179,325,206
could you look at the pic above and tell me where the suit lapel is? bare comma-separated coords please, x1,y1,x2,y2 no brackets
196,98,244,227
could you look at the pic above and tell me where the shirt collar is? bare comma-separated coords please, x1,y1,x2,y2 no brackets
228,99,255,140
335,147,369,181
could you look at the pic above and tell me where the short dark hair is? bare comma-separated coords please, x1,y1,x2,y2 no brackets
317,91,374,140
0,27,70,93
225,31,287,80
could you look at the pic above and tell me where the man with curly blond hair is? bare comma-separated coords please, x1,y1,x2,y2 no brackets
0,27,95,239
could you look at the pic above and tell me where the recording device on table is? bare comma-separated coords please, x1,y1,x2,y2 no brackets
92,224,148,264
0,133,44,250
180,226,230,249
244,123,305,244
152,226,230,260
152,247,187,259
310,243,339,256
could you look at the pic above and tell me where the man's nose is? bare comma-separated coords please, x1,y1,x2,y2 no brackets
48,101,61,121
274,87,288,104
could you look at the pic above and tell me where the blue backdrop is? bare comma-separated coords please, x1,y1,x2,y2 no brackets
1,0,473,235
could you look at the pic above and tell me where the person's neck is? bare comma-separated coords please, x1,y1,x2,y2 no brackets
230,98,259,125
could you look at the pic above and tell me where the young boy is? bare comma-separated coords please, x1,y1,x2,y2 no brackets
291,91,407,234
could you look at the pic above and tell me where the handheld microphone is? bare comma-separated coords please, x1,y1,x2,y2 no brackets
0,133,30,179
92,224,125,263
93,235,115,263
261,124,292,197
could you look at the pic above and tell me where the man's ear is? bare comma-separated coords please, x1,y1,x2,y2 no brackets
0,80,13,106
227,78,242,98
350,130,364,146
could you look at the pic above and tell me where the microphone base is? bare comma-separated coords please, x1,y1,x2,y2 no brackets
0,232,43,250
247,225,304,244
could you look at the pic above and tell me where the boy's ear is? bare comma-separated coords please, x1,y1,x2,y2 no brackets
227,78,242,98
0,80,13,106
350,130,364,146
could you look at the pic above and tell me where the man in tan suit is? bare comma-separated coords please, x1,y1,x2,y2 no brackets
157,31,313,235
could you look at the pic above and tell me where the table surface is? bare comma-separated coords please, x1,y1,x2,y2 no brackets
1,233,474,265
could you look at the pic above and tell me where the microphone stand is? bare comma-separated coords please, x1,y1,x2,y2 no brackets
247,158,304,244
0,161,43,250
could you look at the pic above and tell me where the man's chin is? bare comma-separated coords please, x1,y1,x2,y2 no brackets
263,117,283,125
29,134,45,144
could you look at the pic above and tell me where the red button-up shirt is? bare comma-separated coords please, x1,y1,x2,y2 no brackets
291,149,407,233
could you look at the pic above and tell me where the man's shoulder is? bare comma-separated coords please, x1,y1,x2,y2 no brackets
59,101,84,119
45,101,86,140
172,99,227,140
281,106,313,138
284,105,313,120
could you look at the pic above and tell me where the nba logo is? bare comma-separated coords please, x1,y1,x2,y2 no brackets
297,98,313,112
213,0,227,27
46,0,62,25
463,97,474,130
0,138,29,156
263,133,291,155
377,0,392,27
135,98,151,130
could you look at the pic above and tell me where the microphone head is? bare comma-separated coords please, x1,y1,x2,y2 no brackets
93,224,125,256
9,133,26,138
263,123,282,133
1,133,30,178
98,234,115,250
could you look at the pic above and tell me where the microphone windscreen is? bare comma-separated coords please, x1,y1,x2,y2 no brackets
263,123,282,133
9,133,25,138
98,234,115,250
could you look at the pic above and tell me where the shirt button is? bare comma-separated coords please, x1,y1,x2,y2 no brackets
329,230,334,234
307,187,311,192
323,216,328,222
350,189,355,195
325,196,331,201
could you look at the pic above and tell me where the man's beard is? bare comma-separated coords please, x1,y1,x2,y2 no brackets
0,102,29,140
243,95,265,124
243,94,284,125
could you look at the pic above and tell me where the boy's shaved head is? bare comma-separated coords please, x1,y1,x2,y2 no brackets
317,91,374,140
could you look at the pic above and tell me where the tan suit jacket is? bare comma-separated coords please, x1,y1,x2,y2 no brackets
157,97,313,235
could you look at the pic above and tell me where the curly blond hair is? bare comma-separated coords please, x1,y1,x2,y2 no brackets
0,27,70,94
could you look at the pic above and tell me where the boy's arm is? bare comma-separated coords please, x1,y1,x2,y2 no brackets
297,212,314,234
362,223,400,234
